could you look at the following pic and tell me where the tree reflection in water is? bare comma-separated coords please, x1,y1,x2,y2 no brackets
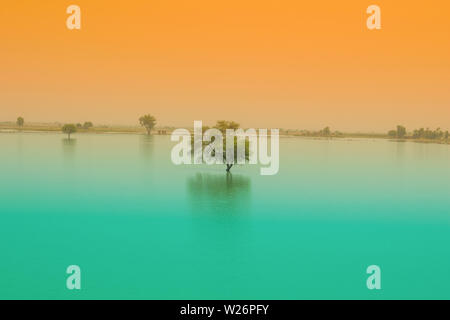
187,173,251,217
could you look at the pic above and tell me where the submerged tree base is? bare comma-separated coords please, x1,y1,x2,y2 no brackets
226,164,233,172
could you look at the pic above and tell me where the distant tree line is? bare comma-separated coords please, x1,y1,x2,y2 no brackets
412,127,449,140
294,127,343,138
10,114,449,144
388,125,449,141
76,122,94,129
388,125,407,138
62,121,94,139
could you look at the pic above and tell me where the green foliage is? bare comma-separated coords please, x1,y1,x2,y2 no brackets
412,127,445,140
139,114,157,135
192,121,250,172
214,120,240,134
387,125,407,138
396,125,406,138
225,138,250,172
387,125,448,142
83,121,93,129
320,126,331,137
62,124,77,139
214,121,250,169
16,117,24,127
293,126,338,137
388,130,397,138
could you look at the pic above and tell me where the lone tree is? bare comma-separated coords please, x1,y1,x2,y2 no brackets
321,126,331,137
83,121,93,129
216,121,250,172
139,114,157,135
193,121,250,172
16,117,24,127
62,124,77,140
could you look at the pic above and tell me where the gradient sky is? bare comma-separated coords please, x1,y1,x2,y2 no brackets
1,0,449,131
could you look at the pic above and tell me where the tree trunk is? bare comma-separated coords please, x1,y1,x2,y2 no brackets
226,164,233,172
68,133,71,140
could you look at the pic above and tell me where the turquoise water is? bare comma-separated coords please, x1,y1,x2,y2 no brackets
1,133,449,299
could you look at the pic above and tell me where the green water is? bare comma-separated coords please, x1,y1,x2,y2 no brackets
1,133,449,299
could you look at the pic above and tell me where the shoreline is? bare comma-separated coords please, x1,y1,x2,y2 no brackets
1,125,448,145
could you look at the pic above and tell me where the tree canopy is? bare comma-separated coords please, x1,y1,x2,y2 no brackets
214,120,240,133
396,125,406,138
139,115,157,135
62,124,77,139
193,120,250,172
83,122,93,129
16,117,24,127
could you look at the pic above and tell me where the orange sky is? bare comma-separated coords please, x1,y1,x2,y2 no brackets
1,0,449,131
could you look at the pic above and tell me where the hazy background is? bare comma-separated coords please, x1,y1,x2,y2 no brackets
1,0,449,131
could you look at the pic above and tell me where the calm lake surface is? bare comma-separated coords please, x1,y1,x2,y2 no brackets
1,133,449,299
